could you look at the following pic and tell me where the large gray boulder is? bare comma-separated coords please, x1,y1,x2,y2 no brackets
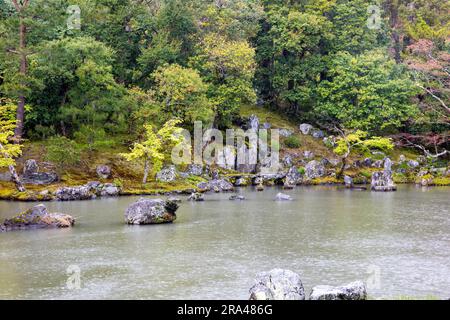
21,159,58,185
283,155,293,168
234,177,249,187
197,179,234,192
279,129,294,138
371,172,397,191
305,160,326,180
407,160,420,169
97,183,121,197
311,129,325,139
249,269,305,300
125,199,178,225
299,124,313,135
303,150,314,159
285,166,302,186
371,158,397,192
56,185,95,201
344,176,354,188
23,159,39,176
156,165,177,182
253,176,264,186
186,164,203,176
1,204,75,232
96,165,111,179
56,182,121,200
248,115,260,131
309,281,367,300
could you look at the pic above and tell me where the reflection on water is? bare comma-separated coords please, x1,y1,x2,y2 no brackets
0,185,449,299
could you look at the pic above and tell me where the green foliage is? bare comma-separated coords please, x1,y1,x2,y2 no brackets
113,178,124,188
316,51,419,133
149,64,214,128
191,33,256,128
0,103,22,167
0,0,446,167
334,131,394,158
30,36,129,135
121,119,184,181
73,125,114,152
399,0,450,42
45,136,81,170
284,135,301,149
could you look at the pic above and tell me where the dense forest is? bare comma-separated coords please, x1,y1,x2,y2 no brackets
0,0,449,193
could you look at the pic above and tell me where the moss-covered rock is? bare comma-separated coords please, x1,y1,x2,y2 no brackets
1,204,75,232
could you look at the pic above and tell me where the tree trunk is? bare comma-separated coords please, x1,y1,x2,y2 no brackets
0,142,26,192
387,0,402,63
8,164,26,192
337,157,347,179
12,1,30,140
142,158,149,184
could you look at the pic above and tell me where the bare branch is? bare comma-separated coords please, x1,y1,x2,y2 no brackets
400,136,448,159
416,83,450,114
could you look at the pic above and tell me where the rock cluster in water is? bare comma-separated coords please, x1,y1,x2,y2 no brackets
249,269,367,300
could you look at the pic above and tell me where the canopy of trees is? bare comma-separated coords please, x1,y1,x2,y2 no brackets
0,0,448,157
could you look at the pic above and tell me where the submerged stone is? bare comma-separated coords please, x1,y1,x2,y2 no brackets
188,193,205,202
275,193,292,201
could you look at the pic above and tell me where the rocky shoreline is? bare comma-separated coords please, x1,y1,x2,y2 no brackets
1,118,449,202
1,158,448,202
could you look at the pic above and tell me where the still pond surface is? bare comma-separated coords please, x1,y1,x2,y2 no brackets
0,185,449,299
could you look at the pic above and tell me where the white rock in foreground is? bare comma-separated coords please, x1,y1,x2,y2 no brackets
249,269,305,300
309,281,367,300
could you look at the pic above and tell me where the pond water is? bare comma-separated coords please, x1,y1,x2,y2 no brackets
0,185,449,300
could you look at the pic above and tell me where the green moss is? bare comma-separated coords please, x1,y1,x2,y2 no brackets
186,175,207,184
284,135,301,149
239,104,296,130
393,173,409,184
432,177,450,186
310,177,340,185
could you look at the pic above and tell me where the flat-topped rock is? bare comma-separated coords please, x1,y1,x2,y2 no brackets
1,204,75,232
197,179,234,192
125,199,178,225
309,281,367,300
